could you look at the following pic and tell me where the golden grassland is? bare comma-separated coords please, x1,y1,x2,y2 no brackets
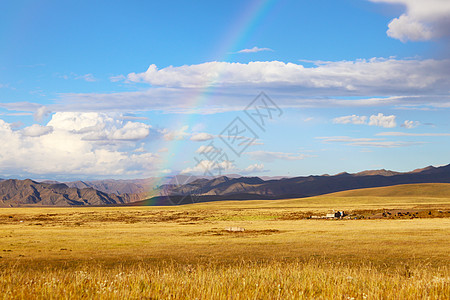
0,184,449,299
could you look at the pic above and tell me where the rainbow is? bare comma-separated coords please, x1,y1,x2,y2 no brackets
148,0,278,204
2,0,278,205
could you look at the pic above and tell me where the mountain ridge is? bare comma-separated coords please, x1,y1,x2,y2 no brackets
157,164,450,202
1,164,449,206
0,179,140,207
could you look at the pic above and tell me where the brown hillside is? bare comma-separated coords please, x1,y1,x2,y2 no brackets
326,183,450,198
0,179,140,207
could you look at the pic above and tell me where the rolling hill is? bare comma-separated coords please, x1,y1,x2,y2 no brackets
1,164,449,206
154,164,450,203
326,183,450,198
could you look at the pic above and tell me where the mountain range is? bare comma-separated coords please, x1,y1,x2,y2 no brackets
149,164,450,204
1,164,449,206
0,179,139,207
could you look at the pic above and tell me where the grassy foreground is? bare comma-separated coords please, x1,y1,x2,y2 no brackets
1,260,448,299
0,186,449,299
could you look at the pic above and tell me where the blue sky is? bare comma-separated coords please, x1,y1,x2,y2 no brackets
0,0,449,180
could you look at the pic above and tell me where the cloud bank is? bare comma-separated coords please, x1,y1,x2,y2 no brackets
333,113,397,128
0,113,159,178
37,58,450,114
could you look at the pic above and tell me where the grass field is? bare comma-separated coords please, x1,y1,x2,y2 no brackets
0,184,449,299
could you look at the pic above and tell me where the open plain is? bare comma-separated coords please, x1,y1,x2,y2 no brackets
0,184,449,299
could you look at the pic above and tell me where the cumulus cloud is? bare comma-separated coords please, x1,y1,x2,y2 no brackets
369,0,450,42
126,59,450,92
181,160,266,176
237,47,273,53
181,160,235,175
48,112,151,141
159,125,189,141
333,115,367,125
242,163,266,174
333,113,396,127
41,58,450,114
4,59,448,116
21,124,54,137
401,120,420,129
368,113,397,128
195,145,220,154
0,114,159,177
190,132,214,141
246,151,306,162
34,106,52,122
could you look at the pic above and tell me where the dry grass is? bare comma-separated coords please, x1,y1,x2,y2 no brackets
1,260,448,300
0,193,449,299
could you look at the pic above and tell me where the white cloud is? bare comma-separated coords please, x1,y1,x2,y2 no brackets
369,0,450,41
21,124,53,137
110,75,126,82
76,73,97,82
159,125,189,141
242,163,266,174
37,58,450,114
317,136,381,143
181,160,235,175
333,113,396,128
0,116,160,177
349,141,423,147
237,47,274,53
317,135,423,148
368,113,397,128
376,132,450,137
246,151,306,162
34,106,51,122
401,120,420,129
333,115,367,125
190,132,214,141
126,59,450,92
180,160,266,176
10,121,24,129
133,146,146,153
48,112,151,141
195,145,220,154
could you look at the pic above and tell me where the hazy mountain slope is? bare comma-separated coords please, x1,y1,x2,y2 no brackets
326,183,450,198
158,164,450,200
2,164,449,206
354,169,401,176
64,175,204,195
0,179,139,207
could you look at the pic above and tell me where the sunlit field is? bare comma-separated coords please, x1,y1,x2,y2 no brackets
1,186,449,299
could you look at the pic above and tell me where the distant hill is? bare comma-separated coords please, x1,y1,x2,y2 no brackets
0,179,139,207
154,164,450,203
326,183,450,198
354,169,401,177
64,175,207,196
1,164,449,206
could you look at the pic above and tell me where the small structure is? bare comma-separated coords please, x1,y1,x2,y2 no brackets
225,227,245,232
326,211,345,219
